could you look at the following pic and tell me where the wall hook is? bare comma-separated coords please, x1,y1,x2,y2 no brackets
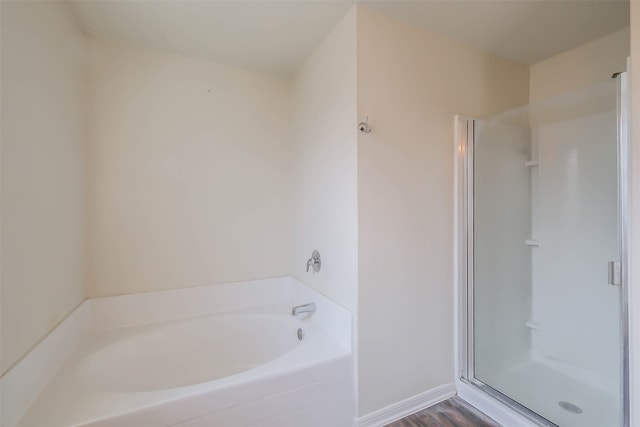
358,115,372,134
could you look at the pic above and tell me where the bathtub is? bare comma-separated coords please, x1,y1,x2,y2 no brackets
15,277,354,427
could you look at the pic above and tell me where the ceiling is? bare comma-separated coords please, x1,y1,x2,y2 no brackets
72,1,354,76
71,0,630,76
367,0,630,65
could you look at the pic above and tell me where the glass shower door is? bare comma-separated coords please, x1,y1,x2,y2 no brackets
464,77,627,427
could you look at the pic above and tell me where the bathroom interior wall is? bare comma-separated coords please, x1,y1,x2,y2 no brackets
472,121,532,379
4,3,638,425
0,1,86,376
86,41,292,297
290,8,358,312
529,27,630,103
355,6,529,416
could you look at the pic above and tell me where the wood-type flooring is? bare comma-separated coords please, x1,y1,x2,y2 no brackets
386,397,501,427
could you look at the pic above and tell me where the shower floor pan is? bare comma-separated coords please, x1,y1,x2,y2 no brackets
483,360,618,427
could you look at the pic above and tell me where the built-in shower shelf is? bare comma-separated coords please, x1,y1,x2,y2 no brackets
525,160,539,167
525,320,541,331
525,239,539,247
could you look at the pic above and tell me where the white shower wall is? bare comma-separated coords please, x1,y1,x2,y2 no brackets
473,121,532,378
473,103,620,393
465,101,622,427
533,111,620,389
476,110,620,379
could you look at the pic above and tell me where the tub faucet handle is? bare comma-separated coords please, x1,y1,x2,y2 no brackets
306,250,321,273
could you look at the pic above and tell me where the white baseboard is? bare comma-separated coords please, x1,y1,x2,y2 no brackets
0,301,90,427
354,383,456,427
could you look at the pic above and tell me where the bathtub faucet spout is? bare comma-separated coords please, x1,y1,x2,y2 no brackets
291,303,316,316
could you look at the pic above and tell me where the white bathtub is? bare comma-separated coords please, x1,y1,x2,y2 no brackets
15,277,354,427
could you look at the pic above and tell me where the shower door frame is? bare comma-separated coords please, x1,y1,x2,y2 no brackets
454,71,630,427
454,116,559,427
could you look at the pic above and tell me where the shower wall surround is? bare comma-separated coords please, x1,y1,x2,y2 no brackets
535,111,619,386
473,121,532,380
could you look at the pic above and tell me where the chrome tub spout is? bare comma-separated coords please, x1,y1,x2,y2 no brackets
291,303,316,316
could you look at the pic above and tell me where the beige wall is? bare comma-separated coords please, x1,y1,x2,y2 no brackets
0,1,86,375
290,8,358,312
530,27,630,103
356,6,529,416
86,42,292,297
629,2,639,426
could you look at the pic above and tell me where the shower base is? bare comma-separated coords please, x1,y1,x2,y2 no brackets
483,360,619,427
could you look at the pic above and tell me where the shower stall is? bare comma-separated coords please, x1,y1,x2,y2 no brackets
455,71,630,427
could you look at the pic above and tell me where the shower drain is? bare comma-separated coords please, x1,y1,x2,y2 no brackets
558,401,583,414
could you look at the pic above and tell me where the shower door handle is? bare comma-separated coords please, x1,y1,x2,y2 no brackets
608,261,621,286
